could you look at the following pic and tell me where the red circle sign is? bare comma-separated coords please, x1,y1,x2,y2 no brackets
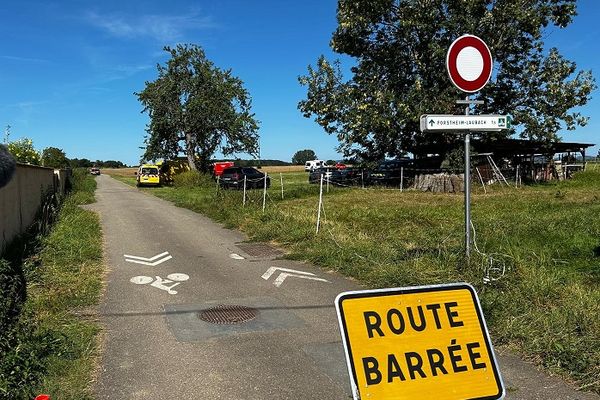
446,35,492,93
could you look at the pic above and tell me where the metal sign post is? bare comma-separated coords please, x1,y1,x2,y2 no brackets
454,98,485,261
464,97,471,259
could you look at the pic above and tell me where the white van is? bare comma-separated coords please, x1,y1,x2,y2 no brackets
305,160,325,171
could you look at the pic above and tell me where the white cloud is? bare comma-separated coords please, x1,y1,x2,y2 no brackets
86,10,215,42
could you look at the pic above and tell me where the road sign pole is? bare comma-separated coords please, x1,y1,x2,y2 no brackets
464,96,471,261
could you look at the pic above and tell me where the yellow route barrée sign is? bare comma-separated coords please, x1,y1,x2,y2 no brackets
335,283,504,400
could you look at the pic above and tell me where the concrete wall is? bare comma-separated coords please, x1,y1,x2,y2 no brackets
54,168,72,196
0,164,69,253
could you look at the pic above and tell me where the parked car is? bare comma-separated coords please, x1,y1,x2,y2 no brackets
136,164,161,187
308,167,335,184
330,167,360,185
90,167,101,175
305,160,325,171
367,159,412,186
220,167,270,189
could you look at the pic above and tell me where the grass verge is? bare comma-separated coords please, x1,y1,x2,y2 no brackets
109,169,600,393
0,169,103,400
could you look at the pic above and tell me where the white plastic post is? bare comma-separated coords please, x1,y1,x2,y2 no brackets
262,174,267,213
316,174,324,234
400,166,404,192
326,172,330,193
280,172,284,199
361,170,364,189
243,175,247,207
476,167,486,194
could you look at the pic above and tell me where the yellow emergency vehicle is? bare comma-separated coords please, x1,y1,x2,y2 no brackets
136,164,161,187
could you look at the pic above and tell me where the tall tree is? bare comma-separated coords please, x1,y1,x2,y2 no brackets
41,147,69,168
292,149,318,164
299,0,596,162
137,44,260,172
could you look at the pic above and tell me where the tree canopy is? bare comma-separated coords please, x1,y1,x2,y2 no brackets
292,149,318,164
137,44,260,172
7,138,41,165
298,0,596,162
41,147,69,168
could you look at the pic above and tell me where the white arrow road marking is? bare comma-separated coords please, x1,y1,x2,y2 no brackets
229,253,245,260
262,267,330,287
261,266,315,280
124,251,172,266
272,273,329,287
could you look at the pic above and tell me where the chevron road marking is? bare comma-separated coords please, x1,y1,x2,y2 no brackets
262,266,329,287
124,251,172,266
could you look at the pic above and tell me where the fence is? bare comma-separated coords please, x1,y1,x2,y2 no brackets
0,164,72,254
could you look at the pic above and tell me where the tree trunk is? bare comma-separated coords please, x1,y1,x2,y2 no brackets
185,132,197,171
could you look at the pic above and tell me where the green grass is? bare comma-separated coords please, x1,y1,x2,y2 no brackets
0,169,103,400
110,169,600,393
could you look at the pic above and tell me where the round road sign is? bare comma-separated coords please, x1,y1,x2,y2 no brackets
446,34,492,93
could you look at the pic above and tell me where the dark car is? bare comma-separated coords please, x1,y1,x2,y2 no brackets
367,159,412,186
308,167,335,184
220,167,270,189
330,167,361,186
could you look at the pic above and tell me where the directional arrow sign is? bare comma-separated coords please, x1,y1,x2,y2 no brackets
262,267,329,287
124,251,172,266
420,114,511,132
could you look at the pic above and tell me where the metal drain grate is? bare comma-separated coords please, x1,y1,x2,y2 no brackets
236,243,282,258
198,305,258,325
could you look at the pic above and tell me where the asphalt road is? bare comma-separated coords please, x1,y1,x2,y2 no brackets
92,175,598,400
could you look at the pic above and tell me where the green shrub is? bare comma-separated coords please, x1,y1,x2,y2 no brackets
173,170,213,188
0,321,61,400
0,259,26,333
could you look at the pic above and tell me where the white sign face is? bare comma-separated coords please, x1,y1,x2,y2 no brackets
420,115,510,132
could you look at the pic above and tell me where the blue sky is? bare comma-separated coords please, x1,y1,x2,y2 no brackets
1,1,598,165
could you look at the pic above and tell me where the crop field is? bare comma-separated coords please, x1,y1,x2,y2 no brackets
106,168,600,392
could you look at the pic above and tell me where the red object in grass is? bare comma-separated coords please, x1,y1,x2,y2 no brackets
35,395,51,400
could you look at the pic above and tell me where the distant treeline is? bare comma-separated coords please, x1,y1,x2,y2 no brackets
69,158,128,169
211,159,291,167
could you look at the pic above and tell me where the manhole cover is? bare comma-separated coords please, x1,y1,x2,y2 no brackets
236,243,282,258
198,305,258,325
